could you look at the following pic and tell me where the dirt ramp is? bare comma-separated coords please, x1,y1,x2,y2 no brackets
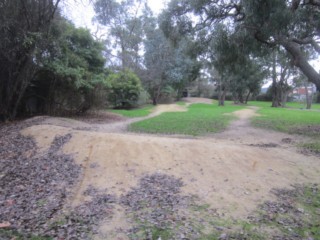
22,125,320,219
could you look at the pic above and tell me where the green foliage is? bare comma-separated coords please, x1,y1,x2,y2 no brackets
44,20,105,89
130,103,244,135
93,0,144,69
107,70,143,109
110,105,154,118
209,25,267,104
33,18,107,115
0,0,60,119
163,0,320,90
143,14,200,104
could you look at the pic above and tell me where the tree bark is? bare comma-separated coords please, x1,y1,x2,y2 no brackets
281,40,320,91
218,89,226,106
281,90,289,108
245,91,251,104
271,51,280,107
304,82,313,109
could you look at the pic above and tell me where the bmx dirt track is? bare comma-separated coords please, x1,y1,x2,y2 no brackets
20,99,320,239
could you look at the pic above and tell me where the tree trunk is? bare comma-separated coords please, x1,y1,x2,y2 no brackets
304,82,313,109
152,97,157,105
245,91,251,104
218,89,226,106
1,54,36,120
152,86,161,105
316,91,320,103
281,40,320,90
271,51,280,107
281,90,289,108
238,93,244,104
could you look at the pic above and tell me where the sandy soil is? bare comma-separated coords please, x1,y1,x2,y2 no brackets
20,98,320,239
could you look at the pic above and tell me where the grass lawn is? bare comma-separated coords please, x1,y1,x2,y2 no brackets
286,101,320,110
129,103,244,136
249,101,320,110
109,105,154,118
252,104,320,154
175,101,187,106
252,107,320,134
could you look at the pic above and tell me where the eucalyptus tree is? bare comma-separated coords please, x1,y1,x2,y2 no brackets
143,12,200,104
162,0,320,91
209,24,266,105
93,0,145,70
266,48,298,107
0,0,61,120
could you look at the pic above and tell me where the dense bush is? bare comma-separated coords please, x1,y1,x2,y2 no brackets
107,70,143,109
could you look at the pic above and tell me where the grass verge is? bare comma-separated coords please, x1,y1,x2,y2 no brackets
252,107,320,134
252,106,320,154
109,105,154,118
129,103,244,136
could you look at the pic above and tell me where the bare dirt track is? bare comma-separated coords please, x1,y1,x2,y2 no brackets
20,99,320,239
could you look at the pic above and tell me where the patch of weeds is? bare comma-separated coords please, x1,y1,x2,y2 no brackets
130,224,174,240
0,229,52,240
120,173,267,240
191,203,211,212
46,187,116,239
252,106,320,156
300,141,320,155
36,199,47,207
256,184,320,240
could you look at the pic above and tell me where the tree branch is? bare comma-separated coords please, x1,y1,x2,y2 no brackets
281,40,320,90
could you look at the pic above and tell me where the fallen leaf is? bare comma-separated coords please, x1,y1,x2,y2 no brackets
0,222,11,228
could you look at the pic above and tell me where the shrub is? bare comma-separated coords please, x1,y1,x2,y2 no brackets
107,70,143,109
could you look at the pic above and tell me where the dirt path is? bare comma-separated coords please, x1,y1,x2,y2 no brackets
214,106,308,145
20,99,320,239
39,104,187,133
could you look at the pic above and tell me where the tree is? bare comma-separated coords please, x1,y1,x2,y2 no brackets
36,18,106,115
163,0,320,90
93,0,145,70
142,11,200,104
267,49,297,107
106,69,142,109
208,25,266,105
0,0,61,120
292,74,315,109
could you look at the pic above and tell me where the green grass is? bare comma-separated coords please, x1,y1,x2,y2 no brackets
109,105,154,118
129,103,244,136
259,184,320,240
251,102,320,154
252,107,320,134
175,101,187,106
287,101,320,110
300,142,320,154
249,101,320,110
